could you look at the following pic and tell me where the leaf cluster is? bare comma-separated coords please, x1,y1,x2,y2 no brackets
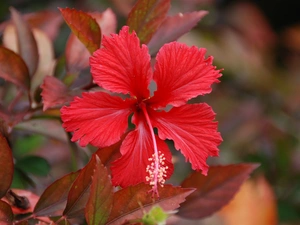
0,1,258,224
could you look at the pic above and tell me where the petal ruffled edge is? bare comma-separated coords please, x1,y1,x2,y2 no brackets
148,42,222,109
90,26,152,101
61,91,134,147
150,103,222,175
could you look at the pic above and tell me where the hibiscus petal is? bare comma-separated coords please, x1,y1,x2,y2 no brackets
90,26,152,101
61,91,133,147
150,103,222,175
149,42,222,109
111,117,173,187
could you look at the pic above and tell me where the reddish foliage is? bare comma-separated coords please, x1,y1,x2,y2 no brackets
10,7,39,77
127,0,171,44
59,8,101,54
107,183,194,225
34,171,80,217
148,10,208,55
65,9,117,74
62,155,98,219
177,164,259,219
0,1,265,224
40,76,74,111
85,156,113,225
0,134,13,199
0,200,13,224
0,46,30,91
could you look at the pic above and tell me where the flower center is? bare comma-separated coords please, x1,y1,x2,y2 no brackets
139,102,168,197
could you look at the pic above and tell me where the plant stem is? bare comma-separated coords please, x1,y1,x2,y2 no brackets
67,131,79,171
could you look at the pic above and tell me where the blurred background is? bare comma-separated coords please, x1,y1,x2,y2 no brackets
0,0,299,224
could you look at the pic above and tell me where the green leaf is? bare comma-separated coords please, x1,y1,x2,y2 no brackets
34,171,80,216
59,8,101,54
13,135,44,157
85,156,113,225
10,7,39,77
142,206,168,225
177,163,259,219
0,134,14,198
11,168,34,189
0,46,30,91
0,200,13,224
16,155,50,176
127,0,170,44
53,55,67,80
107,183,194,225
278,201,300,221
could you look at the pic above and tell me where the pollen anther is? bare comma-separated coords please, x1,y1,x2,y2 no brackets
146,152,168,189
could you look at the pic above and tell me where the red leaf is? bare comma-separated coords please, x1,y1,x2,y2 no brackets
10,7,39,77
26,10,63,41
65,9,116,73
94,132,126,166
34,171,80,217
127,0,170,44
107,183,194,225
29,29,55,94
62,155,97,218
177,163,259,219
50,217,71,225
0,10,63,41
0,46,30,91
85,156,113,225
59,8,101,54
148,11,208,55
40,76,74,111
65,33,90,73
92,9,117,37
0,200,13,224
2,24,55,94
0,134,13,198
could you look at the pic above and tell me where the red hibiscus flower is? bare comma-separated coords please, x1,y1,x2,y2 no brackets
61,26,222,195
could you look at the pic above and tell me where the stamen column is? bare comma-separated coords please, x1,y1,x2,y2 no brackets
140,102,167,197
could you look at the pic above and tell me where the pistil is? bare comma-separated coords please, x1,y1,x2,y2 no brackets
140,103,167,197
